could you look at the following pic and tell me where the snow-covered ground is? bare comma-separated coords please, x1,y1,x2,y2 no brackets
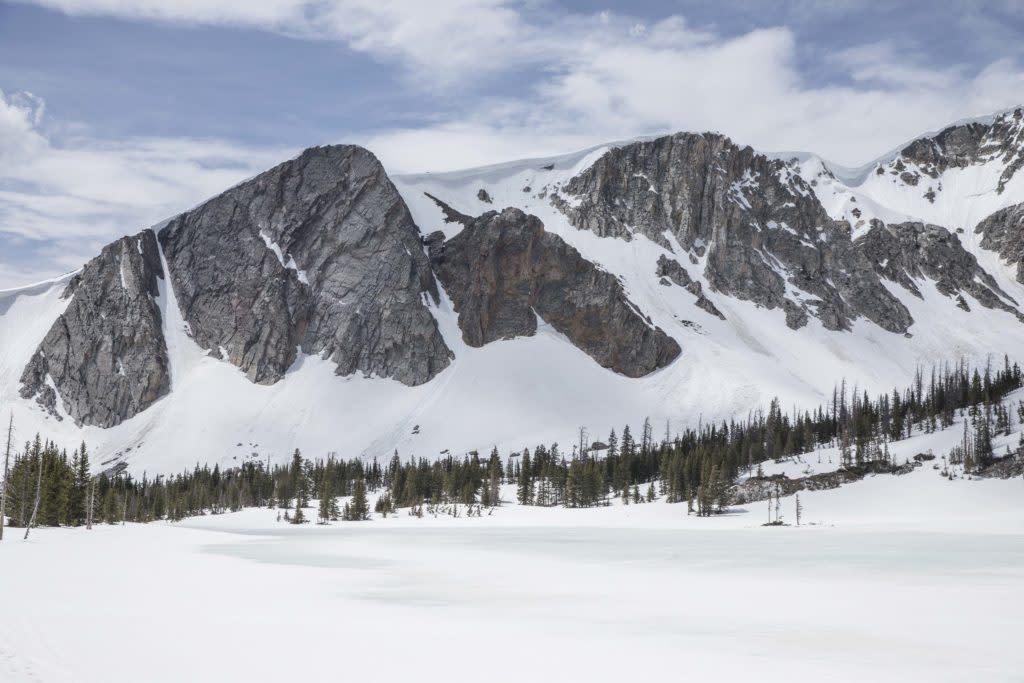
3,390,1023,681
3,457,1023,683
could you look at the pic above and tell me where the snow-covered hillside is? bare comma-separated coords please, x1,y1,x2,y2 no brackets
3,110,1024,475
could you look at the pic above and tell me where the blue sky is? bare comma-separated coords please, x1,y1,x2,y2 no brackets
1,0,1023,287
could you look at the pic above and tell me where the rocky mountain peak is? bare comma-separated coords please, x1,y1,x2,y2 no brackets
552,132,913,334
883,107,1024,194
158,143,452,388
554,132,828,251
20,230,169,427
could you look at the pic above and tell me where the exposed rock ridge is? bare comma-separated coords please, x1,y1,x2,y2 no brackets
894,107,1024,193
857,219,1023,321
553,132,913,334
976,202,1024,283
158,144,452,387
431,207,680,377
655,255,725,320
19,230,170,427
425,192,473,227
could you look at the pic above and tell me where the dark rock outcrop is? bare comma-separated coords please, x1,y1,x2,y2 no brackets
976,453,1024,479
431,208,680,377
976,202,1024,284
158,145,452,387
858,219,1022,320
554,133,913,333
426,192,473,226
20,231,169,427
730,460,918,505
655,255,725,320
655,255,693,287
782,299,808,330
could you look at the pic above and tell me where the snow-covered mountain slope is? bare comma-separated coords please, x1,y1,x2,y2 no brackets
794,107,1024,231
790,107,1024,331
3,109,1024,475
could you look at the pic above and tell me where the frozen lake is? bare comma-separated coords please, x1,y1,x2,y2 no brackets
3,500,1023,682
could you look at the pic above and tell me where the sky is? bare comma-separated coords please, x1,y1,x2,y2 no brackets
1,0,1023,288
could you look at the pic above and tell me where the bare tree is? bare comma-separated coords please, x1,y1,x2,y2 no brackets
0,414,12,541
773,483,782,524
24,440,44,540
121,474,128,525
86,478,95,530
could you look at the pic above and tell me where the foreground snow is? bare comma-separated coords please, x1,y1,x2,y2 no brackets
2,462,1023,683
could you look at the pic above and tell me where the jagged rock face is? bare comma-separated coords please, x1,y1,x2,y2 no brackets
976,202,1024,283
858,220,1022,320
20,231,169,427
895,108,1024,193
655,255,693,287
555,133,913,333
431,207,680,377
655,255,725,320
159,144,452,386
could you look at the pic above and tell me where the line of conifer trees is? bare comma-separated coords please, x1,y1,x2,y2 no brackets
1,357,1021,529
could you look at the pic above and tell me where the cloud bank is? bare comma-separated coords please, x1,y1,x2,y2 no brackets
2,1,1023,286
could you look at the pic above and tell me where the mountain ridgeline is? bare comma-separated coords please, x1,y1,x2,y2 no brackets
16,107,1024,436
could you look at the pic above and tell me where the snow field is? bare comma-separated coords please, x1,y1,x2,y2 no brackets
2,465,1023,683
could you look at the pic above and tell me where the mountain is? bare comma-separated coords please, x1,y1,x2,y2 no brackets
3,107,1024,473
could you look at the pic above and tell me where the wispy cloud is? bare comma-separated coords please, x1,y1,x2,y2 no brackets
0,88,291,287
361,14,1024,173
3,1,1024,286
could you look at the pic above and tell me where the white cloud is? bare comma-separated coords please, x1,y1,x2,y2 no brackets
21,0,546,87
5,1,1024,283
0,89,291,288
26,1,1023,166
832,42,963,90
19,0,306,30
359,15,1024,173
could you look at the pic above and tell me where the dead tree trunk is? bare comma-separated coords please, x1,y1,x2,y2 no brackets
121,476,128,525
0,414,12,541
86,479,94,530
24,444,44,540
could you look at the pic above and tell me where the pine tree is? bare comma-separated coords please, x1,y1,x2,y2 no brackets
516,451,533,505
839,429,853,468
290,496,305,524
317,476,335,524
484,447,502,507
290,449,307,508
344,478,369,521
69,443,90,526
